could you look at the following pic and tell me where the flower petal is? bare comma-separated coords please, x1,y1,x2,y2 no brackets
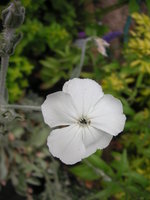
41,91,78,128
82,126,113,157
47,125,86,165
63,78,104,116
89,94,126,136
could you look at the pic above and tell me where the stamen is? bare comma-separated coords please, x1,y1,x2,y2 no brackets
80,118,88,124
78,117,90,126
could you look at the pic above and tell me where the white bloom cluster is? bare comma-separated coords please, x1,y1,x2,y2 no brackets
41,78,126,165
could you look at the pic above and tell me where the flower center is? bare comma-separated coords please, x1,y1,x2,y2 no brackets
78,117,90,127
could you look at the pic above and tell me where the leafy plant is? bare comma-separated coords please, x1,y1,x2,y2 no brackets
71,11,150,200
40,45,80,89
0,94,72,200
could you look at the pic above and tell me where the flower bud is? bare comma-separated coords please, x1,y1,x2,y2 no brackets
7,33,22,55
2,0,25,29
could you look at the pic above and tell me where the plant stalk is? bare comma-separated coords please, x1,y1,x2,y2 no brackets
0,55,9,104
1,104,41,111
71,38,91,78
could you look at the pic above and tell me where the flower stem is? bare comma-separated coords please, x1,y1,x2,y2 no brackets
1,104,41,111
0,56,9,104
71,38,91,78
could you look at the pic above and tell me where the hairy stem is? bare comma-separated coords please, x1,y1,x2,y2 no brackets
1,104,41,111
71,38,91,78
0,56,9,104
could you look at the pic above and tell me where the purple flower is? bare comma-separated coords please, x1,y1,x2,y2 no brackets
78,31,86,38
103,31,122,43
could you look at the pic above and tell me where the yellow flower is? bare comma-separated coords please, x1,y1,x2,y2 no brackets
102,73,124,91
126,13,150,73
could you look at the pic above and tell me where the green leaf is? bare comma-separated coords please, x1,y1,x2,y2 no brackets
146,0,150,14
16,174,27,194
129,0,139,13
11,174,18,186
87,182,122,200
87,154,114,177
27,178,41,186
125,172,149,187
111,150,129,177
70,164,100,180
13,127,24,138
28,127,49,147
121,98,135,116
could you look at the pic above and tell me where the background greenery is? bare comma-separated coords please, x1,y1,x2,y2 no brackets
0,0,150,200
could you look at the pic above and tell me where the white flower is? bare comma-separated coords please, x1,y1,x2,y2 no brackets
41,78,126,165
95,38,110,56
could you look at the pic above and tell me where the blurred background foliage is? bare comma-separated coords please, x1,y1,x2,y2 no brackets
0,0,150,200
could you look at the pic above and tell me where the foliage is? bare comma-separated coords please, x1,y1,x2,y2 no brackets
1,0,109,102
71,150,150,199
40,45,80,89
0,95,72,200
1,1,150,200
126,13,150,74
0,1,109,199
7,56,33,102
0,0,31,103
0,0,89,102
70,12,150,199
